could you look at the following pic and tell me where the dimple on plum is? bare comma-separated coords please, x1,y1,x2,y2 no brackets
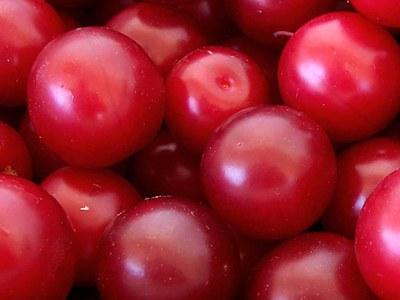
166,46,270,154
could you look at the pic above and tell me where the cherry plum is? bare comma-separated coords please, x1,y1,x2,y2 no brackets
28,27,165,168
0,0,65,106
201,106,336,239
147,0,233,41
129,129,204,201
355,169,400,299
247,232,375,299
96,196,240,300
279,12,400,142
0,175,76,299
42,167,142,285
227,0,336,46
0,122,32,179
166,46,270,153
107,2,207,76
323,138,400,237
351,0,400,28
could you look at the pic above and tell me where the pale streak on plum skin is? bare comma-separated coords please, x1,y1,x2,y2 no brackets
279,12,400,142
201,106,336,240
322,138,400,238
166,46,269,154
107,2,207,76
247,233,376,299
96,197,240,300
27,27,165,168
41,167,142,286
0,175,77,300
0,0,65,106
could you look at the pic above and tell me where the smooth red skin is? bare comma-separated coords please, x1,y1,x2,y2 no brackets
279,12,400,143
0,122,32,179
355,170,400,299
224,36,281,103
20,114,65,181
322,138,400,238
228,0,336,46
351,0,400,28
28,27,165,168
201,106,337,240
96,197,240,300
42,167,141,286
0,175,76,299
0,0,65,106
129,129,204,202
166,46,270,154
148,0,233,41
107,3,207,76
247,232,375,300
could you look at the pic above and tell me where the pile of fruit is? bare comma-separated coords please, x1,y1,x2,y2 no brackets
1,0,400,299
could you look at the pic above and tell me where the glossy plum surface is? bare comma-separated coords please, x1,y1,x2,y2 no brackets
355,169,400,299
247,232,375,299
129,129,204,201
0,122,32,179
323,138,400,237
166,46,270,153
19,114,65,181
228,0,336,46
148,0,233,41
201,106,337,239
351,0,400,28
0,0,65,106
279,12,400,142
96,197,240,300
42,167,142,286
107,2,207,76
28,27,165,168
0,175,76,299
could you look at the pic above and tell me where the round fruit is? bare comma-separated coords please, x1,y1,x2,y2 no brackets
279,12,400,142
0,0,65,106
96,196,240,300
247,232,375,299
28,27,165,168
0,175,76,299
42,167,141,285
355,169,400,299
201,105,336,239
